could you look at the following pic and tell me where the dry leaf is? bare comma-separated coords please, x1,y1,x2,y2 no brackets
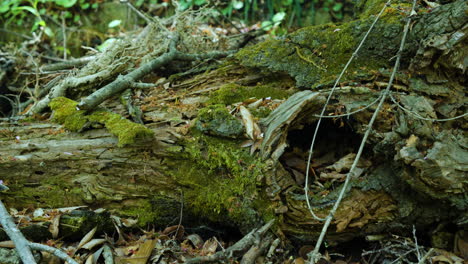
162,225,184,240
187,234,204,249
85,254,94,264
121,239,157,264
82,239,106,250
0,240,15,248
92,246,105,264
76,226,97,252
201,237,218,256
239,105,261,140
455,231,468,260
49,214,61,239
293,257,306,264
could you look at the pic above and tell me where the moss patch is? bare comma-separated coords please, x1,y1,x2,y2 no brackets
235,16,405,88
171,134,270,227
119,197,182,228
49,97,153,147
194,104,244,138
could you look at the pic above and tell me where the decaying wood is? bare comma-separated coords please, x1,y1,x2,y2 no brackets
0,0,466,255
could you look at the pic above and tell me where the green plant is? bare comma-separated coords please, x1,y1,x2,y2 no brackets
261,11,286,34
1,0,47,34
0,0,101,33
0,0,77,38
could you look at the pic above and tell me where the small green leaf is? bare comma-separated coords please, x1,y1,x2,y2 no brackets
232,0,243,10
91,3,98,8
261,21,273,31
332,3,343,12
73,14,80,22
39,8,46,15
178,1,191,10
14,6,39,17
32,21,40,31
108,19,121,28
64,10,72,18
272,12,286,23
54,0,77,8
0,5,10,14
44,26,54,37
56,46,70,55
221,4,233,16
136,0,144,7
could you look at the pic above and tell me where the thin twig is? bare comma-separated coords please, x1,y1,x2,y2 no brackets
304,0,394,223
308,0,417,262
174,191,184,240
388,248,417,264
413,225,421,261
0,200,37,263
61,12,67,60
417,248,434,264
121,0,153,24
313,92,383,118
29,242,79,264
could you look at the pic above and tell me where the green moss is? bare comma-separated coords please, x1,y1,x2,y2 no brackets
88,111,153,147
120,200,159,227
235,15,404,88
357,0,412,22
49,97,88,131
59,210,114,239
194,104,244,138
49,97,153,147
172,134,271,227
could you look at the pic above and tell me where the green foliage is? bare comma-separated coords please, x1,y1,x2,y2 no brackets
174,0,352,31
0,0,99,34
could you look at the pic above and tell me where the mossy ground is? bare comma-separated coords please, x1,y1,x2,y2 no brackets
49,97,153,147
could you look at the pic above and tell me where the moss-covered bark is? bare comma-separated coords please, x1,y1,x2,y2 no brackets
0,0,466,247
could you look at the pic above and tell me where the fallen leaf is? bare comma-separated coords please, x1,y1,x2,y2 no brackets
76,226,97,252
201,237,218,256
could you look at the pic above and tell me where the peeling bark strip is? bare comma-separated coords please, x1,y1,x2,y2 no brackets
260,91,323,160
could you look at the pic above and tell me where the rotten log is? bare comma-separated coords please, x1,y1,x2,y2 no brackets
0,0,466,251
